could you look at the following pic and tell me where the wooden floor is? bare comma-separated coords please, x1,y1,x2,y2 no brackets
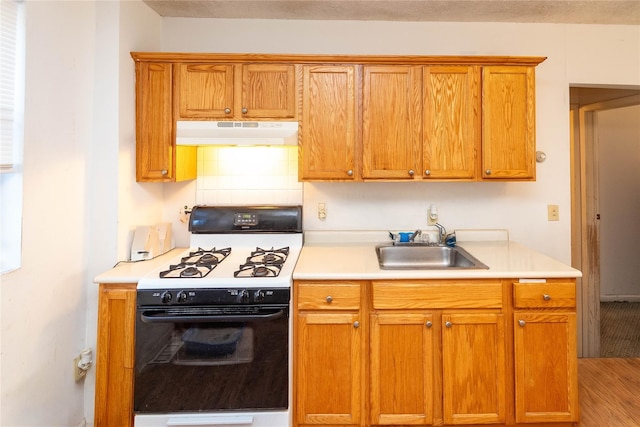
578,358,640,426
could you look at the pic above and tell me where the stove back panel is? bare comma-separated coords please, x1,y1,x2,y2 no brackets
189,205,302,234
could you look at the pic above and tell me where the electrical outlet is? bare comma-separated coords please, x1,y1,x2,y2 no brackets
428,205,438,225
318,202,327,220
73,356,87,382
548,204,559,221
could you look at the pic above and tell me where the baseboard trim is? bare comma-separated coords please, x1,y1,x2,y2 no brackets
600,295,640,302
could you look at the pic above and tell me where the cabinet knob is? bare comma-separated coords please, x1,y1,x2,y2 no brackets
518,319,526,327
353,321,360,329
408,169,415,176
543,294,551,301
485,169,492,175
445,321,452,328
425,170,431,176
161,169,168,176
224,108,231,114
426,321,433,328
241,107,248,114
347,169,353,176
325,295,333,303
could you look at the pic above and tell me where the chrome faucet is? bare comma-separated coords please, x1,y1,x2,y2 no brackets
434,223,446,245
409,229,422,242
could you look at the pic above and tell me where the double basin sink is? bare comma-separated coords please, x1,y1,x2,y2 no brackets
376,244,489,270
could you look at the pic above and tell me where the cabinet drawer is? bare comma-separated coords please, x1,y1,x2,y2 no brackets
296,282,361,310
514,282,576,308
372,280,502,309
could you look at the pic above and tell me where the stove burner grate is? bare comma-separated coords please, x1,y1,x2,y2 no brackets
233,246,290,278
160,247,231,278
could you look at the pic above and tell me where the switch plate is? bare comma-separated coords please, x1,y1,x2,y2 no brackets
548,204,559,221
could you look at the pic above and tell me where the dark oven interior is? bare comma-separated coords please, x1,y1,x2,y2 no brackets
134,304,289,413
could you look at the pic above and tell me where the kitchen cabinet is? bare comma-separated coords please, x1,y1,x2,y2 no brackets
513,281,579,423
370,312,434,425
176,63,297,119
294,282,363,426
371,280,505,426
300,65,359,180
481,66,536,180
423,66,481,180
442,313,506,424
94,283,136,427
134,61,196,182
362,65,422,180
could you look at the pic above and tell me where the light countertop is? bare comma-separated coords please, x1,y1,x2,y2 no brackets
293,231,581,281
93,248,186,284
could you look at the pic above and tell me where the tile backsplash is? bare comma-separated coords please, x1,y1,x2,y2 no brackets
195,146,303,205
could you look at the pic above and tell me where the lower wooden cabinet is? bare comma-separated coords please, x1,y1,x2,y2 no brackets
370,312,434,425
293,278,578,427
94,283,136,427
513,281,579,424
442,313,506,425
294,282,363,426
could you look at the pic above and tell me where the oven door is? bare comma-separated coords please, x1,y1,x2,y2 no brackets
134,304,289,414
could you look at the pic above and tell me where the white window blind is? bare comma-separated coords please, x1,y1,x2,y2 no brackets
1,0,20,172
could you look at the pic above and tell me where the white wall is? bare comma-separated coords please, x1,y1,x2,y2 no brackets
597,104,640,301
161,19,640,264
0,2,95,425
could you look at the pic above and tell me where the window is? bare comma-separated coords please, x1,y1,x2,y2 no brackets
1,0,25,273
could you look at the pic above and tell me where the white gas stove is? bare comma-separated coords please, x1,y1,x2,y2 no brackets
134,206,302,427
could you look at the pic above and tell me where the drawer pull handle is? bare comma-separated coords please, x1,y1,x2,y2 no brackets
543,294,551,301
426,321,433,328
445,321,452,328
325,295,333,303
518,320,526,327
353,321,360,329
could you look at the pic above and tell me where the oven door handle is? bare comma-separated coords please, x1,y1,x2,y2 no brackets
140,309,285,323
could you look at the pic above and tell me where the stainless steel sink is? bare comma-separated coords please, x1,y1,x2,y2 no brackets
375,244,489,270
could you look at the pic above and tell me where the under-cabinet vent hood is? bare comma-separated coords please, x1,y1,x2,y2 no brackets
176,121,299,146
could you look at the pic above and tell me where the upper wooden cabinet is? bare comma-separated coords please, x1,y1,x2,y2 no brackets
176,63,297,120
362,65,422,180
299,65,358,180
423,66,481,180
482,66,536,180
132,53,544,183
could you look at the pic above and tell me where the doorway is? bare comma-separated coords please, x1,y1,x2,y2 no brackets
570,86,640,357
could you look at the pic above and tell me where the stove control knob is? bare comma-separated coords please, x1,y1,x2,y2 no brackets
240,290,250,303
160,291,173,304
254,290,266,302
176,291,188,303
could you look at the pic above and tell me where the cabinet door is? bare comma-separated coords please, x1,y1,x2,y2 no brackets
514,313,579,423
423,66,480,179
362,65,422,179
370,313,434,425
177,63,235,118
241,64,296,118
296,312,362,426
442,313,506,425
94,284,136,427
136,62,174,181
482,66,536,179
300,65,358,180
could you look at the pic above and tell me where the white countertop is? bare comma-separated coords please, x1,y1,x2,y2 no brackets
293,231,581,280
94,231,582,284
93,248,186,284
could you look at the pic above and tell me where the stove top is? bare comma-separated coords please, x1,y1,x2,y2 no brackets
137,206,303,291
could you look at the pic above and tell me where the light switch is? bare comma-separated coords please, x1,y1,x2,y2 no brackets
548,204,559,221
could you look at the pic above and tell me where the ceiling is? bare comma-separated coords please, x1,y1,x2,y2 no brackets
143,0,640,25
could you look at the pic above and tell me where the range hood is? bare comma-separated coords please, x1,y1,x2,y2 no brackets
176,121,299,146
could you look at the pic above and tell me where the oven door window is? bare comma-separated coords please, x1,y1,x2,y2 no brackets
134,306,288,413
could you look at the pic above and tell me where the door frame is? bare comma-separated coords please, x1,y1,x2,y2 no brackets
571,93,640,357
